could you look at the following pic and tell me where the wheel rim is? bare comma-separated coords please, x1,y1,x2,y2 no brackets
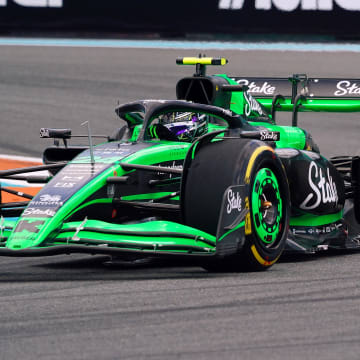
251,168,283,247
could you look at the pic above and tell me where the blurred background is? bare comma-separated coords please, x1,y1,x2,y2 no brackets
1,0,360,40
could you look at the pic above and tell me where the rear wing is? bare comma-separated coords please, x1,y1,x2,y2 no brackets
231,75,360,100
230,75,360,126
175,57,360,124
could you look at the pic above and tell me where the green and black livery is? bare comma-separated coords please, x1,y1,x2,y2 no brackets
0,56,359,271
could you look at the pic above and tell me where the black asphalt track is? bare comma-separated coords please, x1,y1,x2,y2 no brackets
0,46,360,360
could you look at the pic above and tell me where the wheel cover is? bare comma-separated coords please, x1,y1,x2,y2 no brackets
251,168,283,247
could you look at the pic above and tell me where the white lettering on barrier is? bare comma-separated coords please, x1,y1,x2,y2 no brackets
219,0,360,11
219,0,245,9
0,0,62,7
301,0,332,10
258,0,300,11
336,0,360,10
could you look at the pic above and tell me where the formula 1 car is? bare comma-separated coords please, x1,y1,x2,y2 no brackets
1,56,360,272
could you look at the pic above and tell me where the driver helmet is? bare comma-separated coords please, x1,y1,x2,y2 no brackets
160,112,208,142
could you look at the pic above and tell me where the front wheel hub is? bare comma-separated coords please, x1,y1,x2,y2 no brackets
251,168,283,247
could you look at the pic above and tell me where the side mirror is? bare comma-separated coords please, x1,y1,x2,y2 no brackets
40,128,72,139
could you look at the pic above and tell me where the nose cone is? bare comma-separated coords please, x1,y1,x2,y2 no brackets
7,237,36,250
6,218,47,250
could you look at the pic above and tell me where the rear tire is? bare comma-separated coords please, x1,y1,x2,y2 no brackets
182,138,289,272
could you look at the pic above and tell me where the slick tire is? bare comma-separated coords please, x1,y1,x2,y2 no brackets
182,138,290,272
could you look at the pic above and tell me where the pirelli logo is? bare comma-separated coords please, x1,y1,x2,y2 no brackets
0,0,62,7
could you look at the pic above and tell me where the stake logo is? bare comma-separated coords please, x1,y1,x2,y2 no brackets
334,80,360,96
300,161,338,210
0,0,62,7
219,0,360,11
23,208,55,217
260,130,280,141
237,79,276,96
244,91,265,117
226,189,242,214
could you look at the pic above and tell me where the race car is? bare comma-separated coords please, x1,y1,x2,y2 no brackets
0,56,360,272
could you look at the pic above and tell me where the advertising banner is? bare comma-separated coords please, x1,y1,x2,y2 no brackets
0,0,359,37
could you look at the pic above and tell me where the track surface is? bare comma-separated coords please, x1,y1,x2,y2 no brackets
1,46,360,360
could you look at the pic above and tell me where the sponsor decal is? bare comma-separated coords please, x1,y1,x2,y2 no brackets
300,161,338,210
31,194,63,206
53,175,85,188
156,161,183,179
54,182,76,188
74,148,134,164
334,80,360,96
260,131,280,141
291,228,307,235
14,220,45,233
219,0,360,11
226,189,242,214
23,208,55,216
236,79,276,96
27,162,109,211
39,194,61,203
92,147,132,154
61,176,84,181
244,91,265,116
291,222,343,235
62,163,106,173
158,164,183,172
0,0,62,7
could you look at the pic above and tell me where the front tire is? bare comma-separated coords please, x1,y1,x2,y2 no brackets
182,138,289,272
